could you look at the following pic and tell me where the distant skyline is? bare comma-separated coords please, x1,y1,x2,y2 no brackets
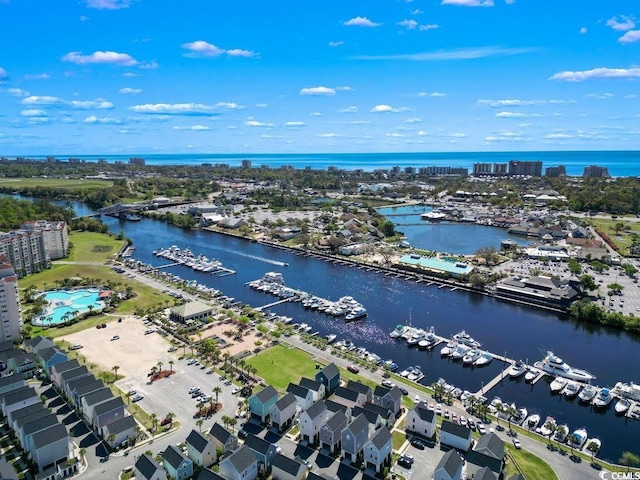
1,0,640,155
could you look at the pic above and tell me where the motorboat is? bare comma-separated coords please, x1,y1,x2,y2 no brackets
508,360,528,378
512,407,527,425
592,387,613,408
586,438,601,454
524,368,539,382
474,351,493,366
579,384,598,403
538,417,557,436
440,341,457,356
389,324,406,339
460,390,472,402
326,334,337,344
550,377,568,393
569,428,588,449
421,210,447,221
450,344,471,360
563,380,581,397
613,381,640,401
418,327,437,349
615,397,631,415
345,307,367,321
462,349,481,365
451,388,462,399
400,366,414,378
384,359,399,372
525,414,541,430
407,366,423,382
453,330,481,348
406,329,426,347
534,351,595,382
554,424,569,443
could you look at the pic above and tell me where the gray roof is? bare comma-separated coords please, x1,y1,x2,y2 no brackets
0,341,14,353
318,362,340,380
74,378,105,398
163,444,190,470
30,423,68,450
369,427,391,450
50,359,80,375
323,410,348,433
23,414,58,438
254,385,278,404
346,380,371,397
15,407,50,430
363,402,392,419
92,396,125,416
82,387,113,407
37,347,66,363
334,386,360,402
474,433,505,460
287,383,311,399
8,403,45,423
299,377,323,392
273,392,297,411
2,386,37,405
474,466,498,480
436,449,463,477
66,374,99,392
225,445,256,473
170,300,213,318
136,453,162,480
59,365,89,382
104,415,137,435
508,475,526,480
440,420,472,439
325,399,349,415
196,469,225,480
186,429,211,453
351,406,380,426
374,385,402,402
244,433,273,456
25,336,55,353
0,374,24,389
412,402,435,422
304,400,327,420
209,422,234,443
272,453,304,476
346,413,369,436
0,458,18,480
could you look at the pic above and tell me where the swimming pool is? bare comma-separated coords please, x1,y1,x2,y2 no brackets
32,288,106,326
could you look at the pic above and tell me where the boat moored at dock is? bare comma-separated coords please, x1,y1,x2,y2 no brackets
535,351,596,383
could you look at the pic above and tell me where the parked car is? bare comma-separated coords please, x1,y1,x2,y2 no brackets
111,335,119,341
410,438,425,450
131,394,144,402
513,438,522,449
189,386,200,394
397,454,414,468
70,344,83,350
127,390,137,396
347,365,359,374
238,429,248,439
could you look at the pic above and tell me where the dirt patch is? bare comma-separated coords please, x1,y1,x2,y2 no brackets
196,322,264,356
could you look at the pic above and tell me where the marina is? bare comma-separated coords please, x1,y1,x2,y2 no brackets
154,246,237,276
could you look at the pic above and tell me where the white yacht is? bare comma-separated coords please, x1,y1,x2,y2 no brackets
563,380,581,397
508,360,528,378
524,367,539,382
407,366,423,382
462,349,481,365
345,307,367,321
406,329,427,347
569,428,588,449
550,377,568,393
534,351,595,382
525,414,541,430
474,351,493,366
453,330,481,348
326,334,337,344
450,344,471,360
579,384,598,403
613,381,640,401
440,341,457,356
421,210,447,221
592,387,613,408
389,324,406,339
554,424,569,443
512,407,528,425
400,366,415,378
615,397,631,415
538,417,557,437
418,327,437,349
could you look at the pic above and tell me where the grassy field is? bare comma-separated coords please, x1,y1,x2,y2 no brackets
246,345,319,391
392,430,407,451
67,231,126,262
0,177,113,190
587,218,640,254
505,445,558,480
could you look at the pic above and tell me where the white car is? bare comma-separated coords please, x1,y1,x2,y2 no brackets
188,386,200,394
513,438,522,449
232,387,242,395
186,359,197,365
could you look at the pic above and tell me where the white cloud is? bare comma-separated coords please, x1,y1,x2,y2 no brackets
22,95,65,106
85,0,130,9
347,120,371,125
352,46,534,61
122,72,139,77
478,98,570,107
328,41,344,47
397,19,418,30
316,133,341,138
214,102,244,110
411,9,423,15
404,117,423,123
7,88,29,97
300,86,335,96
80,15,90,21
371,104,408,113
580,27,588,34
343,16,382,27
386,132,406,137
544,132,572,139
339,106,358,113
226,49,258,58
138,61,158,69
129,103,216,115
261,134,283,139
173,125,210,131
69,99,114,109
0,68,7,81
62,51,138,66
21,109,47,117
449,132,468,138
335,86,353,91
284,121,306,127
419,24,440,31
550,67,640,82
24,73,50,80
418,91,447,97
85,116,121,124
442,0,494,6
182,41,225,57
118,87,142,94
496,111,541,118
256,103,268,108
619,30,640,44
245,119,274,127
310,112,322,116
606,15,636,32
585,93,615,99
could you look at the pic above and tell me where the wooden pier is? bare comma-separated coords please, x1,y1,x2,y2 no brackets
255,297,294,311
475,363,514,396
155,262,179,269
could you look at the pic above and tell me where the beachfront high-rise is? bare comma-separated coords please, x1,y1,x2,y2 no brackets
0,255,22,343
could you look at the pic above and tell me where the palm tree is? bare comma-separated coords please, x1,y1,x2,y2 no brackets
586,440,600,463
620,452,640,472
165,412,175,425
79,448,87,465
111,365,120,383
196,419,204,432
505,404,517,432
107,432,116,446
212,386,222,408
229,417,237,433
168,360,174,373
150,413,158,432
543,420,556,445
221,415,231,429
157,361,163,373
431,382,445,402
555,425,568,450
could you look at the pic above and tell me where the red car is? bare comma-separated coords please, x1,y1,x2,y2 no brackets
347,365,360,374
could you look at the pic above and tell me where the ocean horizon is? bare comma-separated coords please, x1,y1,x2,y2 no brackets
11,150,640,177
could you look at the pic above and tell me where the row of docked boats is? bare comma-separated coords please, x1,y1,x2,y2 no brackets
330,338,401,374
440,331,493,366
247,273,368,321
154,246,224,273
389,324,439,349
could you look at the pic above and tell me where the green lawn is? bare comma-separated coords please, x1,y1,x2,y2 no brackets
392,430,407,451
505,445,558,480
588,218,640,254
246,345,320,391
0,177,113,190
67,231,126,262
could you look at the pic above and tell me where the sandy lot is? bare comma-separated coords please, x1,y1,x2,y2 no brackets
60,316,176,379
197,322,263,356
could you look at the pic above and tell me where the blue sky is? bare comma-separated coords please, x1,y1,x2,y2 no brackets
1,0,640,155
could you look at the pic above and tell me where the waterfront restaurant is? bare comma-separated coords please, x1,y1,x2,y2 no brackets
397,254,475,279
169,301,214,323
